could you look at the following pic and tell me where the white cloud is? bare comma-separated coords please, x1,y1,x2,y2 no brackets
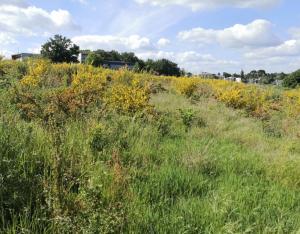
245,40,300,59
0,0,27,7
0,2,79,36
135,0,280,11
72,35,153,51
0,33,17,45
157,38,170,47
178,19,280,48
27,45,42,54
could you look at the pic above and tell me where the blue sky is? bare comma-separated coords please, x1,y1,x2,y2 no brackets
1,0,300,73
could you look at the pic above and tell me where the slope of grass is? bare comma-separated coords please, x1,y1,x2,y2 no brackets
0,61,300,233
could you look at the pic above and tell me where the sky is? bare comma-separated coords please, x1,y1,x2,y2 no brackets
0,0,300,74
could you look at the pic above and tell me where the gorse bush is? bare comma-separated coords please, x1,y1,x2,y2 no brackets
13,61,152,124
174,78,198,97
173,77,300,119
106,84,151,114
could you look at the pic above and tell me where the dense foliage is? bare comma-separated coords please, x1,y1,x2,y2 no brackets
41,35,80,63
1,59,300,233
223,70,287,85
85,50,140,66
283,69,300,88
85,50,182,76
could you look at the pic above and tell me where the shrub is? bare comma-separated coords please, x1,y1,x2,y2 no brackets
106,83,152,114
174,78,198,97
156,112,173,137
20,59,50,87
0,60,28,89
283,69,300,88
179,108,195,132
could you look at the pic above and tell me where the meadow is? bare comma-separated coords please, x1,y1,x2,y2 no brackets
0,59,300,233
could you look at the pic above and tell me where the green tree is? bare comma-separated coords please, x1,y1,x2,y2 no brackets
41,35,80,63
133,60,146,72
233,73,240,78
223,72,231,78
258,70,267,77
85,52,104,67
241,70,247,83
121,52,139,64
145,59,181,76
283,70,300,88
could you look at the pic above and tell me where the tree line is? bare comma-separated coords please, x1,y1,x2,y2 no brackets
85,50,184,76
40,35,182,77
39,35,300,87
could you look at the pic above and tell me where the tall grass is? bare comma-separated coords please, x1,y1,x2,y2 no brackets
0,59,300,233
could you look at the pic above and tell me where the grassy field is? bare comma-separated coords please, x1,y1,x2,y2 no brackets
0,59,300,233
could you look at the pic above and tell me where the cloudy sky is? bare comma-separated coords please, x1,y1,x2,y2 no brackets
0,0,300,73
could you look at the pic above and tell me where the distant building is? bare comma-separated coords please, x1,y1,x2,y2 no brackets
78,51,89,63
248,78,260,84
11,53,39,61
224,76,235,81
103,61,134,70
224,76,242,83
275,79,283,86
235,77,242,83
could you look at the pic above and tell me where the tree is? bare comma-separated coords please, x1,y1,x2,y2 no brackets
85,52,104,67
41,35,80,63
223,72,231,78
133,60,146,72
241,70,247,83
258,70,266,77
147,59,181,76
121,52,139,64
283,70,300,88
233,73,240,78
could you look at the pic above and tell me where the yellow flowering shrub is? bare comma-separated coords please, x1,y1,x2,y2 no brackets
173,78,199,97
20,75,40,87
20,59,50,87
216,84,245,109
14,60,300,122
173,77,284,119
15,62,155,122
72,65,108,87
106,83,152,114
283,89,300,117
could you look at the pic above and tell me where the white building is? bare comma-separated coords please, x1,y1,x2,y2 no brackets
78,52,89,63
12,53,39,61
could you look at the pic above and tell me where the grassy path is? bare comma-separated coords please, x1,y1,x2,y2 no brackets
122,92,300,233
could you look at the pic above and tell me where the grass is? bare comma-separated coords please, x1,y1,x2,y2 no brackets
0,63,300,233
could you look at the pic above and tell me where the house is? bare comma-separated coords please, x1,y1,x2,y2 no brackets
224,76,242,83
78,51,89,63
248,78,260,84
235,77,242,83
275,79,283,86
224,76,235,81
11,53,39,61
102,61,134,70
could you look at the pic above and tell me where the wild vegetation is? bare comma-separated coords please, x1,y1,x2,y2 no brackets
1,58,300,233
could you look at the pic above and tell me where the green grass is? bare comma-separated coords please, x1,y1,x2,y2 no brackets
1,85,300,233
